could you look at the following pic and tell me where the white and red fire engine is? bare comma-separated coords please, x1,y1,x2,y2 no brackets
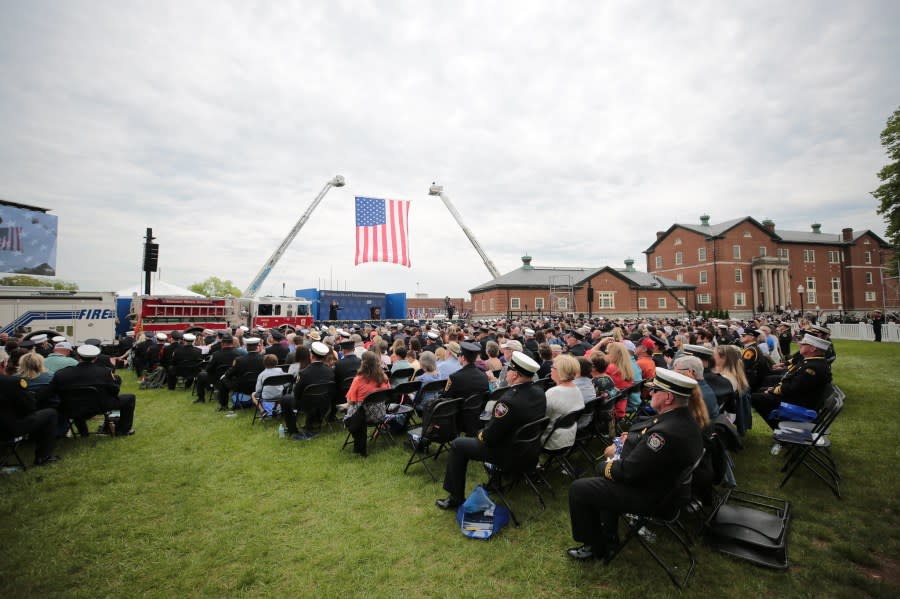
128,295,313,335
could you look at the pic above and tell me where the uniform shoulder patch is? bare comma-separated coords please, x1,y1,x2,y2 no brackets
742,349,755,360
647,432,666,452
19,378,28,389
493,402,509,418
805,368,817,376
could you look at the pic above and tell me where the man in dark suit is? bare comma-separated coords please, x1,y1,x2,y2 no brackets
333,339,361,401
160,331,182,370
282,341,335,439
265,330,289,363
0,375,60,465
221,337,265,411
444,342,489,400
195,334,239,404
436,351,546,509
167,333,203,390
51,345,136,436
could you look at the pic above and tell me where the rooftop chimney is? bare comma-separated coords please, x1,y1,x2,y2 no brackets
624,258,636,272
811,223,822,234
762,218,775,233
700,214,710,227
842,227,853,242
521,254,534,270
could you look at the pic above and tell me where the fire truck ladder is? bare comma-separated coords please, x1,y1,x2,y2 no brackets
243,175,346,297
652,275,694,317
428,183,501,280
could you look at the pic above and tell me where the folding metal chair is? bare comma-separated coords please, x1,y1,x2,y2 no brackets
389,367,415,387
538,408,585,485
404,397,462,481
250,373,296,425
1,434,28,470
298,381,338,432
605,449,706,589
482,416,550,526
341,389,395,454
774,385,844,498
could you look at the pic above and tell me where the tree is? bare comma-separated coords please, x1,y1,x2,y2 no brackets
873,106,900,277
189,276,242,297
0,275,79,290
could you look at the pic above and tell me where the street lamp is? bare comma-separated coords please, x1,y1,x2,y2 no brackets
797,284,805,317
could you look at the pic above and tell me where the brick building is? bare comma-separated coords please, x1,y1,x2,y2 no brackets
644,215,893,318
405,296,472,319
468,255,695,319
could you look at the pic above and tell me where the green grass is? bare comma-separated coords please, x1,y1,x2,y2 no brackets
2,340,900,598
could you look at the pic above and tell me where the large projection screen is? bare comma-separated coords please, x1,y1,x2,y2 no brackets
0,202,58,276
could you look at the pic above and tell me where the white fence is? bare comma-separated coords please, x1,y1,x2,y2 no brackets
827,323,900,343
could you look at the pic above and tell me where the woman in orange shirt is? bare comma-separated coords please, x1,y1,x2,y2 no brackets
344,351,391,456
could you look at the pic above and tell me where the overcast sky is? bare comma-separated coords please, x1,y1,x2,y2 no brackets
1,1,897,298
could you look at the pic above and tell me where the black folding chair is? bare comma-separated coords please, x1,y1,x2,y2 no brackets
482,416,550,527
416,379,447,414
299,381,338,432
389,367,415,387
573,393,618,464
605,449,706,589
171,359,204,392
460,391,489,437
56,385,110,437
250,374,296,425
229,370,263,411
1,433,28,470
774,385,844,498
538,408,585,485
403,398,462,481
341,389,395,454
615,381,649,435
392,380,422,427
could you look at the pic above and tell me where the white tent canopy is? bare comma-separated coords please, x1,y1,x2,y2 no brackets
115,281,203,297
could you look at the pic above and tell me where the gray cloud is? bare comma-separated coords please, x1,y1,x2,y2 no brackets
0,0,897,297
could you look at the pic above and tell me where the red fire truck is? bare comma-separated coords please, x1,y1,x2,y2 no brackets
128,295,313,334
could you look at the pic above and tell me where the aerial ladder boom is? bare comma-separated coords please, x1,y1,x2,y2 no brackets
243,175,346,297
428,183,501,279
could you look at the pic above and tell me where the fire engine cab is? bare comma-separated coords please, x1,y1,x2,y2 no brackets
129,295,313,334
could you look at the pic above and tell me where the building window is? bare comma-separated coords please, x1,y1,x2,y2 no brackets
735,268,743,283
865,251,872,264
831,278,841,305
676,273,684,282
806,277,816,291
557,297,568,310
759,246,767,257
866,272,873,285
697,293,711,304
732,245,741,259
510,297,520,310
599,291,615,309
698,247,707,262
534,297,544,310
807,291,816,304
828,250,841,263
489,298,495,311
638,297,647,309
743,231,752,238
674,237,682,246
699,270,708,284
865,291,877,301
658,298,667,309
803,249,815,263
655,256,663,269
480,299,485,312
734,292,746,306
674,251,683,265
777,248,790,259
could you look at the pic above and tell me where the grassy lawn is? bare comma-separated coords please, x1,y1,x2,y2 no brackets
2,339,899,598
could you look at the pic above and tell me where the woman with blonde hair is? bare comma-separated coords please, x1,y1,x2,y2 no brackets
17,352,53,391
713,345,749,395
542,354,585,451
604,342,637,419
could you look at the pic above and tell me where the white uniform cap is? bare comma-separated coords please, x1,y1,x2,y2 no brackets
183,333,196,342
52,335,67,343
311,341,330,357
77,344,101,358
31,334,48,343
156,333,168,341
799,334,831,351
507,351,540,374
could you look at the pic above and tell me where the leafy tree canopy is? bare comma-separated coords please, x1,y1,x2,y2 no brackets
873,106,900,276
189,276,242,297
0,275,79,290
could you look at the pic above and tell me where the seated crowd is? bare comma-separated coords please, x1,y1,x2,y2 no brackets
6,312,837,563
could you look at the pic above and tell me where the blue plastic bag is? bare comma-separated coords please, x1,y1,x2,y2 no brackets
455,485,511,540
768,401,816,423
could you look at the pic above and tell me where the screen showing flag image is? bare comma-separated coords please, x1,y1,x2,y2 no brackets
355,196,411,267
0,201,58,276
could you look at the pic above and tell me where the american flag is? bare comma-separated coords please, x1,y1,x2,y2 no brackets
355,197,411,267
0,227,23,252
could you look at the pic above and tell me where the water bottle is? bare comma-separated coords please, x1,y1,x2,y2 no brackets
770,442,782,456
278,424,286,439
638,526,657,543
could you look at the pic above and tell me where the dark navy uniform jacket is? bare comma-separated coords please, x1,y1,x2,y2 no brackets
478,381,546,469
771,355,832,410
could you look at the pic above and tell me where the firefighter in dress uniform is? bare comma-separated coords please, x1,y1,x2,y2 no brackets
436,351,546,510
567,368,703,560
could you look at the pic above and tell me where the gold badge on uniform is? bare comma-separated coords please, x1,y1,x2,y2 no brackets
19,378,28,389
